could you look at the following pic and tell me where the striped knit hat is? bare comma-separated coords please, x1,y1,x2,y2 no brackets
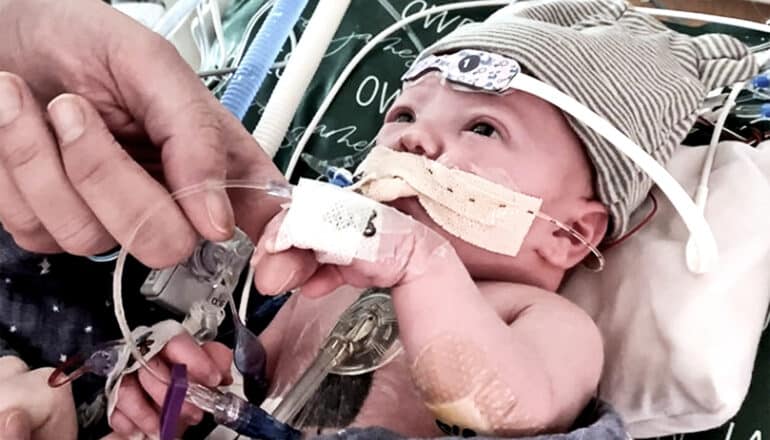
424,0,757,239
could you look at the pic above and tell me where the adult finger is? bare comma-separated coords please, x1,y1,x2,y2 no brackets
110,35,237,243
114,375,159,438
0,72,115,256
160,334,221,388
136,359,203,426
0,408,31,440
0,165,60,253
107,410,138,438
200,342,234,386
48,94,197,268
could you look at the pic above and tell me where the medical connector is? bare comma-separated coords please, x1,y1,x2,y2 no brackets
162,365,302,440
752,74,770,90
182,300,225,341
324,166,355,188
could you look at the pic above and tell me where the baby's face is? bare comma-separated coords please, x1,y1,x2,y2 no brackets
375,73,597,280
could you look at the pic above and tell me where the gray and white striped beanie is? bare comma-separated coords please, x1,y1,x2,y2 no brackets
424,0,757,239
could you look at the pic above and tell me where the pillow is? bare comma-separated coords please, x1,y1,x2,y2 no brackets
561,141,770,438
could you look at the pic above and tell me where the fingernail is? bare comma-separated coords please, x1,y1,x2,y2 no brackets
48,95,85,144
206,188,233,236
3,411,29,440
0,74,22,127
275,269,297,294
205,368,223,388
186,410,204,425
250,245,267,267
127,432,144,440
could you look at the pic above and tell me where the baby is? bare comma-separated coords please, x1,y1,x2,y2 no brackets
253,68,606,437
113,0,757,438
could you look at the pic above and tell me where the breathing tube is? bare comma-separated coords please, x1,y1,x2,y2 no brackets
219,0,310,120
252,0,353,157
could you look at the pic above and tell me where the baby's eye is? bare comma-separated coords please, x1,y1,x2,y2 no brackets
470,122,496,137
393,111,414,123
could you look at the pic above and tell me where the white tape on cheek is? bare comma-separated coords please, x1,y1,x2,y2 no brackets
275,179,384,265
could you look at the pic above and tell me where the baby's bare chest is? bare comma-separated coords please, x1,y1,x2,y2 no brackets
265,290,443,436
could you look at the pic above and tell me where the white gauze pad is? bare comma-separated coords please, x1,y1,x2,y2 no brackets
275,178,384,265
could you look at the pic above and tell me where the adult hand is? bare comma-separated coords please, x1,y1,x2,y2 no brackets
0,356,77,440
109,334,232,438
0,0,285,268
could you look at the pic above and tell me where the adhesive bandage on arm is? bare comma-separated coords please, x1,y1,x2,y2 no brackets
411,334,549,437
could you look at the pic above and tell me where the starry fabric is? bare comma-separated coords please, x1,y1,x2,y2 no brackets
0,226,195,439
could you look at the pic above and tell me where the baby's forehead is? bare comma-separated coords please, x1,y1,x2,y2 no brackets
399,72,564,120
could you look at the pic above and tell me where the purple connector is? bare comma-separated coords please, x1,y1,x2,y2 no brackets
160,364,189,440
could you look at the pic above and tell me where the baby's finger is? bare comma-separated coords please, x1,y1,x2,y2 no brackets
108,409,139,438
201,342,234,385
161,334,221,387
252,211,319,294
136,359,203,426
298,265,346,298
252,246,318,296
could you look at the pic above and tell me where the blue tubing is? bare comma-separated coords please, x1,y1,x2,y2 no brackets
220,0,309,120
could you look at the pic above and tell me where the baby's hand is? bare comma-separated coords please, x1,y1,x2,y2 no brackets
251,184,449,298
109,334,233,439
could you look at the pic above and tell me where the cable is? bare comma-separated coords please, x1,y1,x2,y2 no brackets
113,180,293,383
683,80,746,271
283,0,511,178
376,0,424,52
696,82,746,211
510,73,718,274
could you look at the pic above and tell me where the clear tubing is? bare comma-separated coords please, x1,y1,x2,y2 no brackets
112,179,292,384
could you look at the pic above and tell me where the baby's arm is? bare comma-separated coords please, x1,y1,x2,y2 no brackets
393,254,603,436
252,185,602,436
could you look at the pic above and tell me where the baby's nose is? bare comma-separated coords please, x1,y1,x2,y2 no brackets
397,126,443,159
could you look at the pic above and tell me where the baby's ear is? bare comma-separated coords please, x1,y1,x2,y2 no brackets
538,200,608,270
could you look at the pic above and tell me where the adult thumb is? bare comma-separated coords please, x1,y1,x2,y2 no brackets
0,409,31,440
